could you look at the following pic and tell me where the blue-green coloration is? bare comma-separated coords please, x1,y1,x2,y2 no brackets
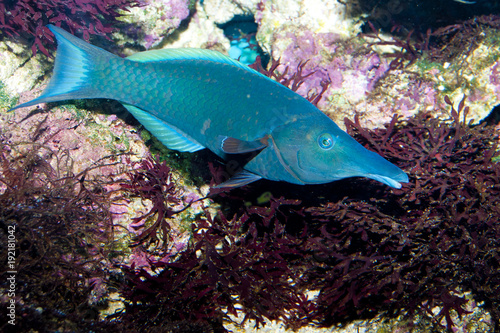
11,25,408,189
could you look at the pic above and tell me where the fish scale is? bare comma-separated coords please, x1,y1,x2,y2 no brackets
106,58,306,152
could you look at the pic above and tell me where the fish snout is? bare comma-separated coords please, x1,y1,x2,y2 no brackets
343,145,409,188
363,152,408,188
365,170,409,189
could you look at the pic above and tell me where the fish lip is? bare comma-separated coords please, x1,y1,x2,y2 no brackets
366,173,408,189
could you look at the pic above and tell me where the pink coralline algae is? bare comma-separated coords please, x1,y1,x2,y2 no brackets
273,29,443,129
132,0,191,49
275,30,391,119
489,62,500,97
163,0,190,25
256,14,500,130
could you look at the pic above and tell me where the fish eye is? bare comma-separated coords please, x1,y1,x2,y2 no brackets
317,133,335,150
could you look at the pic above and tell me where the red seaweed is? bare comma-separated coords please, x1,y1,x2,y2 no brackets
0,0,139,56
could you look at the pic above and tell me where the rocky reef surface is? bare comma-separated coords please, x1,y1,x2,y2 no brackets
1,1,499,332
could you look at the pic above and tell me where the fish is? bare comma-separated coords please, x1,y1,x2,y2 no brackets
10,24,409,189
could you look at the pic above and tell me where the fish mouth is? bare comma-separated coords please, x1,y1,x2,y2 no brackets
366,172,409,189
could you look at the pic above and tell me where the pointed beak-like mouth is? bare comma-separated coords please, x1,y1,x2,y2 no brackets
366,171,409,189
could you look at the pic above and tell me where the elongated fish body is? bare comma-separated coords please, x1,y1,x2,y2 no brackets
11,25,409,189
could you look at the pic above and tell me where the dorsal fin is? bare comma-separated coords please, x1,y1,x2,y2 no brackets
126,48,271,80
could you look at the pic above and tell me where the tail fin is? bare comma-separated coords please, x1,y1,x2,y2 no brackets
9,24,119,111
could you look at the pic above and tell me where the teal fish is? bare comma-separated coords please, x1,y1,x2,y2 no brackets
11,25,408,189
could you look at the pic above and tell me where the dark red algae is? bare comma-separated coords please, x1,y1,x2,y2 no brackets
1,51,499,331
0,118,122,332
111,96,499,331
0,0,139,56
1,95,498,331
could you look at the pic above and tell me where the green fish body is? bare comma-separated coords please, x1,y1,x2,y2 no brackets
11,25,408,188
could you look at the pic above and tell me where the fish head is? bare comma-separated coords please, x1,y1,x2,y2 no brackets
270,118,409,188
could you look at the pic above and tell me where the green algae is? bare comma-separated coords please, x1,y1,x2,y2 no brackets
414,57,444,72
0,82,18,109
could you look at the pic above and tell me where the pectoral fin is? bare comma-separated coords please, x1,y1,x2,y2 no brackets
213,170,262,188
217,135,267,154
